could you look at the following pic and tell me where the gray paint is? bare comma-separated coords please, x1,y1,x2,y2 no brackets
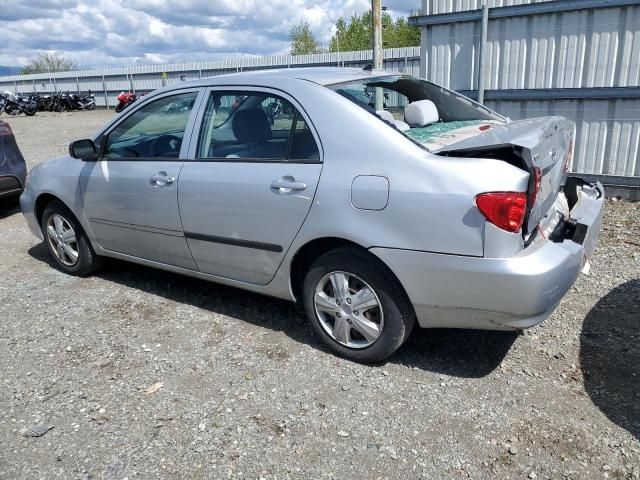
20,67,604,331
351,176,390,211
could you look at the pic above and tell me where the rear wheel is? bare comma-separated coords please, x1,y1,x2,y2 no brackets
41,201,102,276
302,247,415,363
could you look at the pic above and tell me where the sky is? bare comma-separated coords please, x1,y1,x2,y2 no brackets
0,0,419,68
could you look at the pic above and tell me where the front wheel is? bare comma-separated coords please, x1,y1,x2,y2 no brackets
41,201,102,276
302,247,415,363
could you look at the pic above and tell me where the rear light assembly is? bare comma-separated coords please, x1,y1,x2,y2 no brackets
475,192,527,233
529,167,542,207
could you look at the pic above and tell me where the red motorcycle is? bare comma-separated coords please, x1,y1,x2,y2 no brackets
115,91,138,113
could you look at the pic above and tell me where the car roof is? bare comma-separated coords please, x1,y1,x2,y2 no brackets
168,67,400,90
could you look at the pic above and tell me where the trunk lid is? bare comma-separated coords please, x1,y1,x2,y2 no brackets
437,116,575,234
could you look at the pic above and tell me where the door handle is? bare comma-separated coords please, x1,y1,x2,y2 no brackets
149,171,175,188
270,176,307,193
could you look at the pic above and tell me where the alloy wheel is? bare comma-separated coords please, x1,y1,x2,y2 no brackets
46,214,79,266
314,271,384,349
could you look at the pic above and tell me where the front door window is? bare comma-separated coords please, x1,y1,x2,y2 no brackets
104,92,198,159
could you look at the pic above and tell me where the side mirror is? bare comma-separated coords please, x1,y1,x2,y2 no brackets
69,139,99,161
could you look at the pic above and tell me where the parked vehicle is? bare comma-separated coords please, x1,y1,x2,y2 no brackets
0,120,27,204
20,68,604,362
76,91,96,110
0,92,37,116
115,91,138,112
29,94,49,112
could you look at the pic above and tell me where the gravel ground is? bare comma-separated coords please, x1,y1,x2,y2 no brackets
0,111,638,480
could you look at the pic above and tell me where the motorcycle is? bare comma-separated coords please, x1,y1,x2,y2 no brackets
0,92,37,116
115,91,138,113
76,91,96,110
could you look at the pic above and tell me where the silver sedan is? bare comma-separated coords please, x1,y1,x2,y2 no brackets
20,68,604,362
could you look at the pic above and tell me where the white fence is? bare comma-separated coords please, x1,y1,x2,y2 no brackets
0,48,420,109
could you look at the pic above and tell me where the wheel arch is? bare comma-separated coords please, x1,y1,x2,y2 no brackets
288,237,413,312
34,193,65,226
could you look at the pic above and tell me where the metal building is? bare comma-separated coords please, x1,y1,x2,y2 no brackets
411,0,640,180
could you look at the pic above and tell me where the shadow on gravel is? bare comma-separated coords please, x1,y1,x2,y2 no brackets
29,242,517,377
394,328,518,378
580,279,640,441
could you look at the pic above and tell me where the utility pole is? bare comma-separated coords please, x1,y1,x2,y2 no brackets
477,2,489,104
372,0,383,110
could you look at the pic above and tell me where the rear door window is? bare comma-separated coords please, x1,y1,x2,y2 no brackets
197,91,319,162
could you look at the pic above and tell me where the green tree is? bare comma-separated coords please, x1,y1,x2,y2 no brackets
329,10,420,52
289,21,321,55
21,52,78,74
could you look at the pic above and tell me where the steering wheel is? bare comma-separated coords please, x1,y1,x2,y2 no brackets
150,135,182,157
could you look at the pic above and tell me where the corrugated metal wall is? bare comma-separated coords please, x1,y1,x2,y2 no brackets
424,0,555,15
0,48,420,109
418,0,640,177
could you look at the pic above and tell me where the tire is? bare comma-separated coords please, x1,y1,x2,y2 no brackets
25,108,36,116
115,103,123,113
41,200,102,276
302,247,415,363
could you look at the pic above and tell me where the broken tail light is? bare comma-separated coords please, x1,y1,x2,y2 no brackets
529,167,542,207
475,192,527,233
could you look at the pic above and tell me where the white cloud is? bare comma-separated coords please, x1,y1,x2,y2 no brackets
0,0,418,68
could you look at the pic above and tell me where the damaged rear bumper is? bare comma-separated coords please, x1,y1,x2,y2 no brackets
371,180,605,331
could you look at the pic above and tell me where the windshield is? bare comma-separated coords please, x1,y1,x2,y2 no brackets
327,75,505,151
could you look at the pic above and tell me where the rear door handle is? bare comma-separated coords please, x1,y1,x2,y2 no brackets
270,176,307,193
149,171,175,188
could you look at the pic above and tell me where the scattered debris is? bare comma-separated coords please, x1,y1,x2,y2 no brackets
20,424,54,438
143,382,164,396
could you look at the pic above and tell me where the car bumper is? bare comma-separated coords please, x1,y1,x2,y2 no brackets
0,175,23,199
19,189,43,240
371,180,605,331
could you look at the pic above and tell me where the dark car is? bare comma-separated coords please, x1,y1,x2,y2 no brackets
0,120,26,203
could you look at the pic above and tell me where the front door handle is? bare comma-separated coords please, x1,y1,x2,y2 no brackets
270,176,307,193
149,171,175,188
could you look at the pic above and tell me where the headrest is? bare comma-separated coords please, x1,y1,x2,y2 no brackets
377,110,410,132
232,108,272,143
376,110,395,122
394,120,410,132
404,100,439,127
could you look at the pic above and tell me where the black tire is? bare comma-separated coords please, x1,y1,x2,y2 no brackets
25,108,36,116
41,200,102,276
302,247,415,363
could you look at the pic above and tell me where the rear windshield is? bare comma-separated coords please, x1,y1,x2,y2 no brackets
327,75,504,150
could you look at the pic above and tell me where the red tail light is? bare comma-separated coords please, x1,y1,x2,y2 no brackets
529,167,542,207
475,192,527,233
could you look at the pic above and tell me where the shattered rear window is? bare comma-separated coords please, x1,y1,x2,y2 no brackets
327,75,504,151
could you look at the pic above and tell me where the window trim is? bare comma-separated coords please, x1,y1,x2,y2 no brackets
187,86,323,164
95,88,206,162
